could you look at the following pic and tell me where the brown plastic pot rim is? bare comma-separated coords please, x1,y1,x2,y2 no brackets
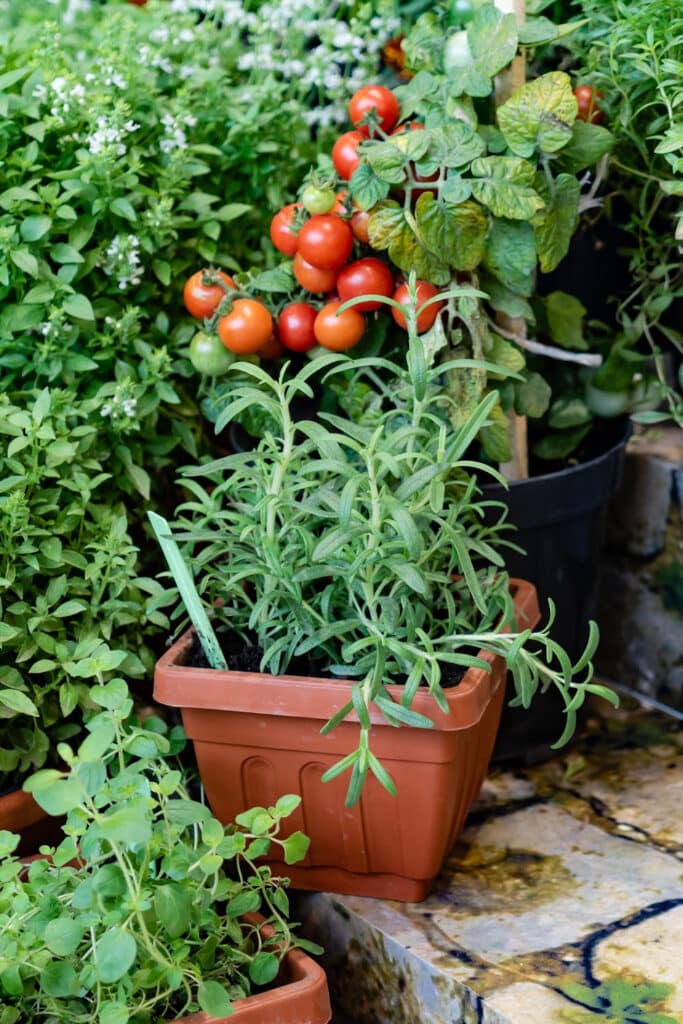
170,916,331,1024
0,788,47,833
154,579,540,732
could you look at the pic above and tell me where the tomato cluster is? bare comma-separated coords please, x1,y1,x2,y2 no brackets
183,83,447,375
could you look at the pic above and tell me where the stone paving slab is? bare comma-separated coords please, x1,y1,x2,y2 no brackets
295,696,683,1024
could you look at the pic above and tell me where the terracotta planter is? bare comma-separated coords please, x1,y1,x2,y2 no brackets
155,579,539,902
172,934,330,1024
0,787,62,857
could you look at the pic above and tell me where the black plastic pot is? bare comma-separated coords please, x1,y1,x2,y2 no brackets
485,417,631,762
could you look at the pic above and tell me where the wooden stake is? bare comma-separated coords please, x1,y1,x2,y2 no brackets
494,0,529,481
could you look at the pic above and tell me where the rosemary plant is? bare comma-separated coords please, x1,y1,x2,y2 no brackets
170,288,616,805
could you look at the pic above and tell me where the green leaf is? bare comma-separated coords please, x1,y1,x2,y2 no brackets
20,215,51,242
24,281,55,304
78,722,116,762
54,599,88,617
41,962,78,998
548,396,592,429
368,200,450,285
11,249,39,276
153,884,192,939
364,141,408,185
556,120,613,173
281,829,311,864
514,371,551,418
485,333,526,380
534,424,591,460
479,397,511,462
498,72,577,157
110,197,137,221
388,560,429,595
518,16,583,45
198,981,233,1017
63,293,95,320
483,219,537,296
0,688,38,716
97,800,152,847
545,291,587,349
95,930,137,984
26,776,82,815
470,157,544,220
430,121,485,168
349,163,390,210
467,4,518,77
166,799,212,826
0,67,30,92
374,696,434,728
533,173,580,273
480,274,533,320
416,194,488,271
100,1002,130,1024
44,917,84,956
247,266,294,293
216,202,251,222
249,952,280,986
50,242,84,264
275,794,301,818
226,890,261,917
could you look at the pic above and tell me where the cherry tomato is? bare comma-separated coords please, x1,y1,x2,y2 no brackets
350,209,370,244
391,281,444,333
277,302,318,352
349,85,400,136
218,299,274,354
314,300,365,351
337,258,394,312
270,202,304,256
189,331,236,375
298,215,354,270
574,85,604,124
183,270,236,320
302,183,336,215
293,252,339,293
258,334,285,359
332,130,364,180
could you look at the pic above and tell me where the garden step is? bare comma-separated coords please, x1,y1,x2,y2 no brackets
296,691,683,1023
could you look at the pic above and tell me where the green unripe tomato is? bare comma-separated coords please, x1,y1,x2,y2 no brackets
189,331,236,376
301,184,336,215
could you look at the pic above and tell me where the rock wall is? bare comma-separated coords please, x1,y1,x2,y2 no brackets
597,427,683,708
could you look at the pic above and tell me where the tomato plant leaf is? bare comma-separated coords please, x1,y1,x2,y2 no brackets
483,219,537,296
533,172,580,272
470,156,544,220
348,163,390,211
556,120,613,173
416,194,489,271
498,72,577,158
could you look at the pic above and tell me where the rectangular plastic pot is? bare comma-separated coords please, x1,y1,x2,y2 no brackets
0,787,63,857
155,579,539,902
173,922,331,1024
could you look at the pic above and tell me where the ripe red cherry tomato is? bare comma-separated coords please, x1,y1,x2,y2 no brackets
270,203,304,256
350,209,370,244
258,334,285,359
218,299,273,354
391,281,444,333
297,215,354,270
314,300,365,351
183,270,236,319
349,85,400,136
337,258,394,312
574,85,604,124
293,253,339,294
277,303,318,352
332,130,364,180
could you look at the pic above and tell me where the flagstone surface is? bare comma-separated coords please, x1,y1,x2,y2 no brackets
296,694,683,1023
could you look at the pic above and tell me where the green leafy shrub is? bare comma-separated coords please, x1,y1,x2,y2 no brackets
0,678,316,1020
0,389,167,790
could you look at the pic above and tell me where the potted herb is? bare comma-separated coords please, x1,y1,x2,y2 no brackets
0,677,331,1024
152,317,616,901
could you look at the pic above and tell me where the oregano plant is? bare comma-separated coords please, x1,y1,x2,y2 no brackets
0,678,317,1021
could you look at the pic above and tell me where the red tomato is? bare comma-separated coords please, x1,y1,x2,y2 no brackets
218,299,273,354
297,215,354,270
337,258,394,312
574,85,604,124
333,190,350,214
332,130,364,180
183,270,236,319
391,281,444,333
293,252,339,293
349,85,400,136
258,334,285,359
314,300,365,351
270,202,304,256
350,209,370,244
277,303,318,352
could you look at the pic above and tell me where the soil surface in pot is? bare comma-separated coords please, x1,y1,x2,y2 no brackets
185,629,466,689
